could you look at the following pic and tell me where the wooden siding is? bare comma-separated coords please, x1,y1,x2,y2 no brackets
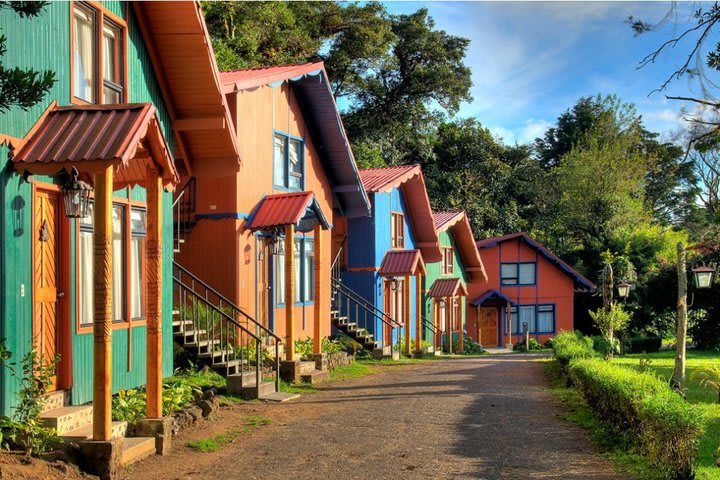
466,238,575,345
176,82,334,343
0,4,174,414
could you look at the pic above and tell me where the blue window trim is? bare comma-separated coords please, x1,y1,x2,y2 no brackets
275,234,314,307
507,303,556,335
500,261,537,286
272,130,305,192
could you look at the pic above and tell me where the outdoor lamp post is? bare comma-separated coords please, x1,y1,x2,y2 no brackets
61,167,92,219
692,266,715,289
616,281,631,299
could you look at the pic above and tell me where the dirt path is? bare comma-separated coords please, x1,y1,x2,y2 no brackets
122,355,629,480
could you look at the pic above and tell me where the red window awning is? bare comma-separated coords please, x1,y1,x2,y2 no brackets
378,249,426,277
247,191,330,232
12,102,178,190
428,278,467,298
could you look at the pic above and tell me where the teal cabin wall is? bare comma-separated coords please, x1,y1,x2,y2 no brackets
422,230,468,342
0,2,174,414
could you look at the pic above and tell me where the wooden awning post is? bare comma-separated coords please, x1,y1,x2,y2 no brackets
458,295,464,353
404,274,411,356
93,165,113,441
312,224,322,355
415,273,422,352
448,297,453,355
146,170,163,418
285,224,296,361
506,301,511,347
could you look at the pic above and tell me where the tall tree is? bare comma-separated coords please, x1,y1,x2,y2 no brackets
0,2,55,112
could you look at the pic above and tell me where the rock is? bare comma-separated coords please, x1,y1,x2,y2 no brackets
197,396,219,418
186,405,203,423
203,388,217,399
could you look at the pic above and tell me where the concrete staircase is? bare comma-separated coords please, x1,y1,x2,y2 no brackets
39,390,156,466
298,360,328,385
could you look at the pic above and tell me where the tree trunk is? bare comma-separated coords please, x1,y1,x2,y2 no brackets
671,242,687,393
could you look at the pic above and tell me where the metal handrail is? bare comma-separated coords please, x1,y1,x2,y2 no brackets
172,177,196,252
331,278,402,329
174,277,271,392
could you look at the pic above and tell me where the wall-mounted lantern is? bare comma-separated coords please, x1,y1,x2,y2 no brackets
61,167,92,219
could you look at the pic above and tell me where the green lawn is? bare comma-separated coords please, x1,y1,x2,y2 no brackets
612,350,720,480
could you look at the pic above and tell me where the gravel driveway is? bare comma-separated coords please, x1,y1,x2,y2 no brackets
123,355,629,480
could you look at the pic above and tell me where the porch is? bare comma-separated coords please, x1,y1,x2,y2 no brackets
427,278,468,354
470,289,515,349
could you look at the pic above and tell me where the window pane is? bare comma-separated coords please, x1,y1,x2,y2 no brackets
131,209,146,233
519,263,536,284
103,25,116,84
79,230,94,325
304,240,314,301
73,5,96,102
289,139,302,175
275,250,285,304
288,174,302,190
519,306,536,333
510,307,518,334
294,239,301,302
274,135,286,186
80,201,94,227
538,306,554,332
501,264,518,284
103,86,121,104
131,236,145,319
112,205,125,322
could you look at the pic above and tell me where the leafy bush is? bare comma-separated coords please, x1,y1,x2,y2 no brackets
690,365,720,403
112,389,146,422
622,335,662,354
513,338,543,352
590,335,613,358
551,331,595,369
294,337,314,358
589,304,631,357
570,359,703,479
461,335,485,354
321,337,344,354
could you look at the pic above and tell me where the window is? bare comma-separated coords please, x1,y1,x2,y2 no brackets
510,305,536,334
273,133,304,190
442,247,454,275
78,201,147,326
500,262,536,285
391,212,405,249
537,305,555,333
275,237,314,305
72,3,126,104
73,3,97,102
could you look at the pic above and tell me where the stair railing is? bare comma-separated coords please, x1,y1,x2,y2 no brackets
172,177,196,253
173,277,264,392
419,314,439,351
173,261,281,393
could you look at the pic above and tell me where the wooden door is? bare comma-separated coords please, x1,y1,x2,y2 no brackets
257,237,271,331
33,190,63,391
479,307,499,347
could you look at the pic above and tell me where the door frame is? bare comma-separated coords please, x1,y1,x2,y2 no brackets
31,182,73,391
479,306,500,347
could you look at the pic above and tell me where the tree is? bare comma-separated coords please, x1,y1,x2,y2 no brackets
588,304,632,358
0,2,55,112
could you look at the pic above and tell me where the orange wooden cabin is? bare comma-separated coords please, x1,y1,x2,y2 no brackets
174,63,369,359
466,232,595,347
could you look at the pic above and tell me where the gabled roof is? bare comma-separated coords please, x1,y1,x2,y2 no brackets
247,192,329,232
132,1,241,177
13,103,177,189
378,250,426,277
359,165,442,263
470,289,516,306
428,278,468,298
220,62,370,218
476,232,596,292
433,210,486,282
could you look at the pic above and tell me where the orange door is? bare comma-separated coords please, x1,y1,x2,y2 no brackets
33,190,64,391
479,307,499,347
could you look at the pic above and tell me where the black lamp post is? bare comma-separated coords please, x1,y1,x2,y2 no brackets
61,167,92,219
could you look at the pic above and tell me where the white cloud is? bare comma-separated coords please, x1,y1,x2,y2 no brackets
489,118,552,145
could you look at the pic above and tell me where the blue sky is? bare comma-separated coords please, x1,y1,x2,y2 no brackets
383,1,717,144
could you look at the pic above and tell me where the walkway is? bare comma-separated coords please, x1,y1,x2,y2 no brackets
123,355,628,480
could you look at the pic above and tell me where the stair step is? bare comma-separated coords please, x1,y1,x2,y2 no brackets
300,369,329,385
298,361,316,376
227,373,276,399
332,316,348,324
178,239,185,244
262,391,300,402
41,390,69,414
174,329,206,338
60,421,127,441
185,339,221,350
40,406,93,434
121,437,156,465
172,319,192,328
173,249,180,253
198,349,232,360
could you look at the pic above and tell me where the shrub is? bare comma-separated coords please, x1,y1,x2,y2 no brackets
551,331,595,369
461,335,485,354
570,359,703,479
513,338,543,352
321,337,344,354
590,335,613,358
294,337,314,358
622,335,662,354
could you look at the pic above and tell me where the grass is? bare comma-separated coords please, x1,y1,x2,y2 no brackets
611,349,720,479
186,414,271,452
546,362,665,480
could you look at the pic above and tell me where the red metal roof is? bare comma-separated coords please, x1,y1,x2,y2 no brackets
378,250,426,277
428,278,468,298
359,165,421,193
476,232,596,292
12,102,178,189
433,210,486,282
433,211,464,231
220,63,324,91
247,192,329,231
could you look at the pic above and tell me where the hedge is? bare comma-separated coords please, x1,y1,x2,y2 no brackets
569,359,703,479
622,335,662,354
551,331,595,369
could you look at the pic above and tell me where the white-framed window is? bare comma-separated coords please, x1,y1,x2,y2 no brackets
73,3,97,102
501,262,536,285
275,237,314,305
442,247,454,275
273,133,304,190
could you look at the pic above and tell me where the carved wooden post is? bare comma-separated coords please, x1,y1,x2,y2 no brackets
506,301,511,347
285,224,296,362
146,170,163,418
447,297,453,354
415,273,422,352
458,295,464,353
313,224,322,355
93,165,113,441
404,275,411,356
